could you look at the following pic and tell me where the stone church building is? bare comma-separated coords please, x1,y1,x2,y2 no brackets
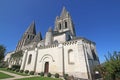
5,7,100,79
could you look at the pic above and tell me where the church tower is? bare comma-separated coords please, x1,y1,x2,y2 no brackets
54,7,76,36
16,21,36,51
45,27,53,46
32,32,42,42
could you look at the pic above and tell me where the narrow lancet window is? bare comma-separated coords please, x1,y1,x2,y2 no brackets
68,49,74,64
65,21,67,28
92,50,97,60
28,54,32,64
59,23,61,30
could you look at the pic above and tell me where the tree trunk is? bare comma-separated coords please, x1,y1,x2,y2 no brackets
111,74,116,80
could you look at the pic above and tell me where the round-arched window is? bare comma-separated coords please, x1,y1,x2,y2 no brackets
28,54,32,64
68,49,74,64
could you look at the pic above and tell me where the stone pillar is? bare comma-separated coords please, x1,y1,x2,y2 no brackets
58,44,65,76
34,48,38,72
20,50,28,70
83,43,93,80
77,41,89,79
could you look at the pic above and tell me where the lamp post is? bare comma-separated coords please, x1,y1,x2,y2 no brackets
95,71,100,79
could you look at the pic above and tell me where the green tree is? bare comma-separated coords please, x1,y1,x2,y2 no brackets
104,51,120,80
10,50,23,65
94,65,107,79
95,51,120,80
0,45,6,61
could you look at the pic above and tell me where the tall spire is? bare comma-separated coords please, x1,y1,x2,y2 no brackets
32,32,42,42
25,21,36,35
48,27,53,32
60,6,68,18
54,6,76,36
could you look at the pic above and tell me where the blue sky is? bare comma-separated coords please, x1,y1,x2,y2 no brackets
0,0,120,63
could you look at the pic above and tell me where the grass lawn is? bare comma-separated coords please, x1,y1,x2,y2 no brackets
0,68,29,76
0,72,13,79
16,77,62,80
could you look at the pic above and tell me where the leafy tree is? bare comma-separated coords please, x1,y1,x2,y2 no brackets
95,51,120,80
94,65,107,79
0,45,6,61
10,50,23,65
104,51,120,80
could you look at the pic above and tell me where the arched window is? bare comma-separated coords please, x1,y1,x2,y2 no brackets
65,21,67,28
54,40,58,44
28,35,29,39
68,49,74,64
59,23,61,30
66,34,71,41
28,54,32,64
92,50,97,60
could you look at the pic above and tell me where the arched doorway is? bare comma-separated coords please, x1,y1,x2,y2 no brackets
44,62,49,73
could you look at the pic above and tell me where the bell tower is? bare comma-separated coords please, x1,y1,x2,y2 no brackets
54,7,76,36
16,21,36,51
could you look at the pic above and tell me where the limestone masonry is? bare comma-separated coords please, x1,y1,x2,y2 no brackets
5,7,100,80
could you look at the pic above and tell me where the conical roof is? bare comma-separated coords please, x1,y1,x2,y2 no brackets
60,7,68,18
32,32,42,42
48,27,53,32
25,21,36,34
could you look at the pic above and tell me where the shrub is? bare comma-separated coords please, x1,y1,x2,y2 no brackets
0,61,8,68
12,68,16,71
12,65,20,69
7,68,10,70
40,72,44,76
30,71,35,75
16,69,20,72
25,70,29,74
9,68,12,70
20,70,24,73
64,74,69,79
55,73,59,78
47,73,51,77
38,73,40,75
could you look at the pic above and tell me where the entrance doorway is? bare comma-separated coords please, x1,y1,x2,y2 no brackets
44,62,49,73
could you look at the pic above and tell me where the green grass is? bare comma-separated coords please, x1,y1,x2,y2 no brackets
16,77,62,80
0,72,13,79
0,68,29,76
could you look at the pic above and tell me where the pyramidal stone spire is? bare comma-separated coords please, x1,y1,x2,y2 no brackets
60,6,68,18
48,27,53,32
32,32,42,42
25,21,36,35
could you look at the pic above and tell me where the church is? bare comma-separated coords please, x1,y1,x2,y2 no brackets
5,7,100,79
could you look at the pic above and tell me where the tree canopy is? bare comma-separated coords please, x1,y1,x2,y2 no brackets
95,51,120,80
11,50,23,59
0,45,6,61
10,50,23,65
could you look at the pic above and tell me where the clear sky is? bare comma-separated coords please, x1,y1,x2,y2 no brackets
0,0,120,63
